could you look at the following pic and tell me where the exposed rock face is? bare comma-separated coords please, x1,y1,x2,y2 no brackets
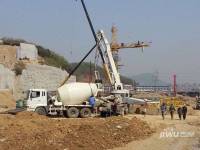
20,64,68,91
0,45,17,69
0,65,15,90
14,64,76,99
0,64,76,99
0,45,76,100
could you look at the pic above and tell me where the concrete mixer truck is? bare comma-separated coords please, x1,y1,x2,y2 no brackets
23,82,99,118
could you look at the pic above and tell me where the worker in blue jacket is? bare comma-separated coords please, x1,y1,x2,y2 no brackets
89,95,96,113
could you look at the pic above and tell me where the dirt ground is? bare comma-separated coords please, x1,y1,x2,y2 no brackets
114,111,200,150
0,110,199,150
0,112,154,150
0,91,199,150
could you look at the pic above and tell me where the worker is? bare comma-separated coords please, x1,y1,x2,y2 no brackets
143,106,147,117
177,106,182,120
143,102,147,117
160,103,167,120
169,104,176,120
182,104,188,120
89,95,96,113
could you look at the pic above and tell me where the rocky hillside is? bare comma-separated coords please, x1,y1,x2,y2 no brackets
0,37,133,85
1,37,70,71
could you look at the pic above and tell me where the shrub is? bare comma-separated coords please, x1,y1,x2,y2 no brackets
36,45,69,70
13,61,26,76
1,37,27,46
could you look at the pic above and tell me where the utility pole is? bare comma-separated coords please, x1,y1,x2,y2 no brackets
173,74,177,97
154,70,159,92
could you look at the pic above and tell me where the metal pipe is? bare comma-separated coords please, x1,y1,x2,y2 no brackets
81,0,97,42
80,0,105,64
60,44,97,86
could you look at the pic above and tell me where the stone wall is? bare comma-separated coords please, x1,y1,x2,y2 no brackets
0,65,15,91
0,45,17,69
14,64,76,99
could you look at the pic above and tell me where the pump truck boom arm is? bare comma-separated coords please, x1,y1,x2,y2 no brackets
80,0,106,63
60,0,109,86
97,30,123,90
60,44,97,86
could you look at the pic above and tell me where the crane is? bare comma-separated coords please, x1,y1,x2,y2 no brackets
110,25,150,70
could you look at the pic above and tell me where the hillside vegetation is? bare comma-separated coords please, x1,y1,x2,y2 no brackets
1,37,69,70
36,45,69,70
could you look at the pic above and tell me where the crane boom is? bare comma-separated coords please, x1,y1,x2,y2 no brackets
97,30,123,91
111,42,149,51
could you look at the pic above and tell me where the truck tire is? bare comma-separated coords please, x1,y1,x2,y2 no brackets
35,107,47,116
80,108,91,118
67,107,79,118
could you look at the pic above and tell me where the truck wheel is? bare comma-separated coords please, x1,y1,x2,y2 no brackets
80,108,91,118
67,107,79,118
35,107,47,116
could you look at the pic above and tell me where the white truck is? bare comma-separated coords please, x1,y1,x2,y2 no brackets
23,82,98,118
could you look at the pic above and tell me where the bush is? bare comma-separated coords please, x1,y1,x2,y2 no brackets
13,61,26,76
1,37,27,46
36,45,69,70
36,45,51,57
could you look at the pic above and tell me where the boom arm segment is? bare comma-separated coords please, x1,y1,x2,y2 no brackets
97,30,123,90
60,0,107,86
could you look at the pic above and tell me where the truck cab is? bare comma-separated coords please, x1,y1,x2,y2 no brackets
26,89,48,112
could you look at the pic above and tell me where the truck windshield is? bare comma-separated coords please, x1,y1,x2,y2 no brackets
31,91,40,98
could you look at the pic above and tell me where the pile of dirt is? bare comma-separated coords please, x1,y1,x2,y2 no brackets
0,112,154,150
0,90,15,111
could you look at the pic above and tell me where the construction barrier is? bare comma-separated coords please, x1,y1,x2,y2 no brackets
160,97,185,108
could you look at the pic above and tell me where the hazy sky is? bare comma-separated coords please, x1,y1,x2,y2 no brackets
0,0,200,84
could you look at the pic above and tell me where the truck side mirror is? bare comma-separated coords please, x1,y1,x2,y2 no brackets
30,93,32,100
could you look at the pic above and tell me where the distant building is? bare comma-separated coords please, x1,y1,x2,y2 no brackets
136,85,170,92
17,43,38,60
0,40,3,45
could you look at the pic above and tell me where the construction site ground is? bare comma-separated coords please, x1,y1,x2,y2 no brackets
0,112,154,150
0,91,199,150
115,112,200,150
0,111,199,150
